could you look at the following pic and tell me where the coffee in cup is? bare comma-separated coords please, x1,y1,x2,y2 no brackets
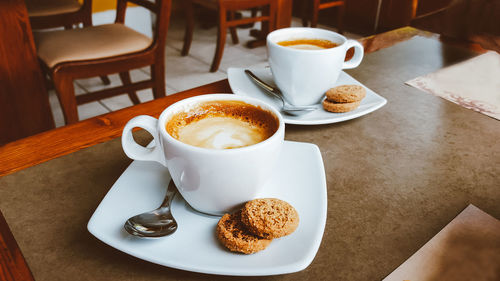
267,28,364,106
165,100,279,149
277,38,338,50
121,94,285,215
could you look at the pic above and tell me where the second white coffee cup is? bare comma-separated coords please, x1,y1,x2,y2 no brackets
121,94,285,216
267,27,364,106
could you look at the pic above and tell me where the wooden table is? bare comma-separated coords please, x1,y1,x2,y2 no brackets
1,27,499,281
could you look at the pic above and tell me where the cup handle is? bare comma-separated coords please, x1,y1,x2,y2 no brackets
342,39,364,69
121,115,166,166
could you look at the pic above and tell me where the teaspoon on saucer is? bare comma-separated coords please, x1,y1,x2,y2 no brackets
124,180,178,237
244,69,318,116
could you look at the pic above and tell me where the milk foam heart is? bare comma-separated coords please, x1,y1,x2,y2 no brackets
175,116,268,149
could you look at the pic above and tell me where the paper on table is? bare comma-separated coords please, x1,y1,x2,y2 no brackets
406,51,500,120
384,204,500,281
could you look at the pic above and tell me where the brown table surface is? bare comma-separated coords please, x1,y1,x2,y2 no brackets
1,27,499,281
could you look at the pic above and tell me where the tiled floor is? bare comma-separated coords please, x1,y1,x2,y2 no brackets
49,14,361,127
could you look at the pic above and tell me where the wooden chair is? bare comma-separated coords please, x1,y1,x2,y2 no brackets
301,0,346,33
25,0,93,30
181,0,277,72
34,0,172,125
26,0,113,85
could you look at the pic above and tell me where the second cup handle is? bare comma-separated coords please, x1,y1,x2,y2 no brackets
121,115,166,166
342,39,364,69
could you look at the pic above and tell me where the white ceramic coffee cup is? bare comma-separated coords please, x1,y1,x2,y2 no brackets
267,27,364,106
121,94,285,215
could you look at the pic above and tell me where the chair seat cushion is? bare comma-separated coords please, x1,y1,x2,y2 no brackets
26,0,81,17
34,24,153,68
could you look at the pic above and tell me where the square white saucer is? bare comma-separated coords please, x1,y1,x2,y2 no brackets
228,67,387,125
88,141,327,276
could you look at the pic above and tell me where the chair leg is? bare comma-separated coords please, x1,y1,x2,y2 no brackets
100,75,111,85
301,0,310,26
119,71,140,105
259,4,272,37
52,72,79,124
311,0,321,28
268,1,277,33
151,64,166,99
337,4,345,34
228,11,239,44
251,8,258,18
211,7,228,72
248,8,257,28
181,0,195,56
82,13,92,27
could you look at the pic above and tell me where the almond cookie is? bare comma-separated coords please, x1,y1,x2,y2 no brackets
322,99,361,113
241,198,299,239
216,210,272,254
326,85,366,103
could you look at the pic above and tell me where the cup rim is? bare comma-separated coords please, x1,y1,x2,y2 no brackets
158,94,285,154
267,27,347,53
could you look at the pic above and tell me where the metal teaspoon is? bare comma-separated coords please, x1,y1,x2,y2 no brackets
245,69,318,116
124,180,178,237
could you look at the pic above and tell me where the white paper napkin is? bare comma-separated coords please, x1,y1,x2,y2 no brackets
406,51,500,120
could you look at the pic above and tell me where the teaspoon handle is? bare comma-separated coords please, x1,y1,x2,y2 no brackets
161,180,177,208
244,70,284,102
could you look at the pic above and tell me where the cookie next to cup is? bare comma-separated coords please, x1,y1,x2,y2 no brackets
323,84,366,113
323,100,362,113
216,198,299,254
241,198,299,239
326,85,366,102
216,210,272,254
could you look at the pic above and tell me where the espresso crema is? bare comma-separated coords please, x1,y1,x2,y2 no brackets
165,100,279,149
277,38,338,50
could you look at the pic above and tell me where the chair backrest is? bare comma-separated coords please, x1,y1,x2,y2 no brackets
115,0,172,54
27,0,93,29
